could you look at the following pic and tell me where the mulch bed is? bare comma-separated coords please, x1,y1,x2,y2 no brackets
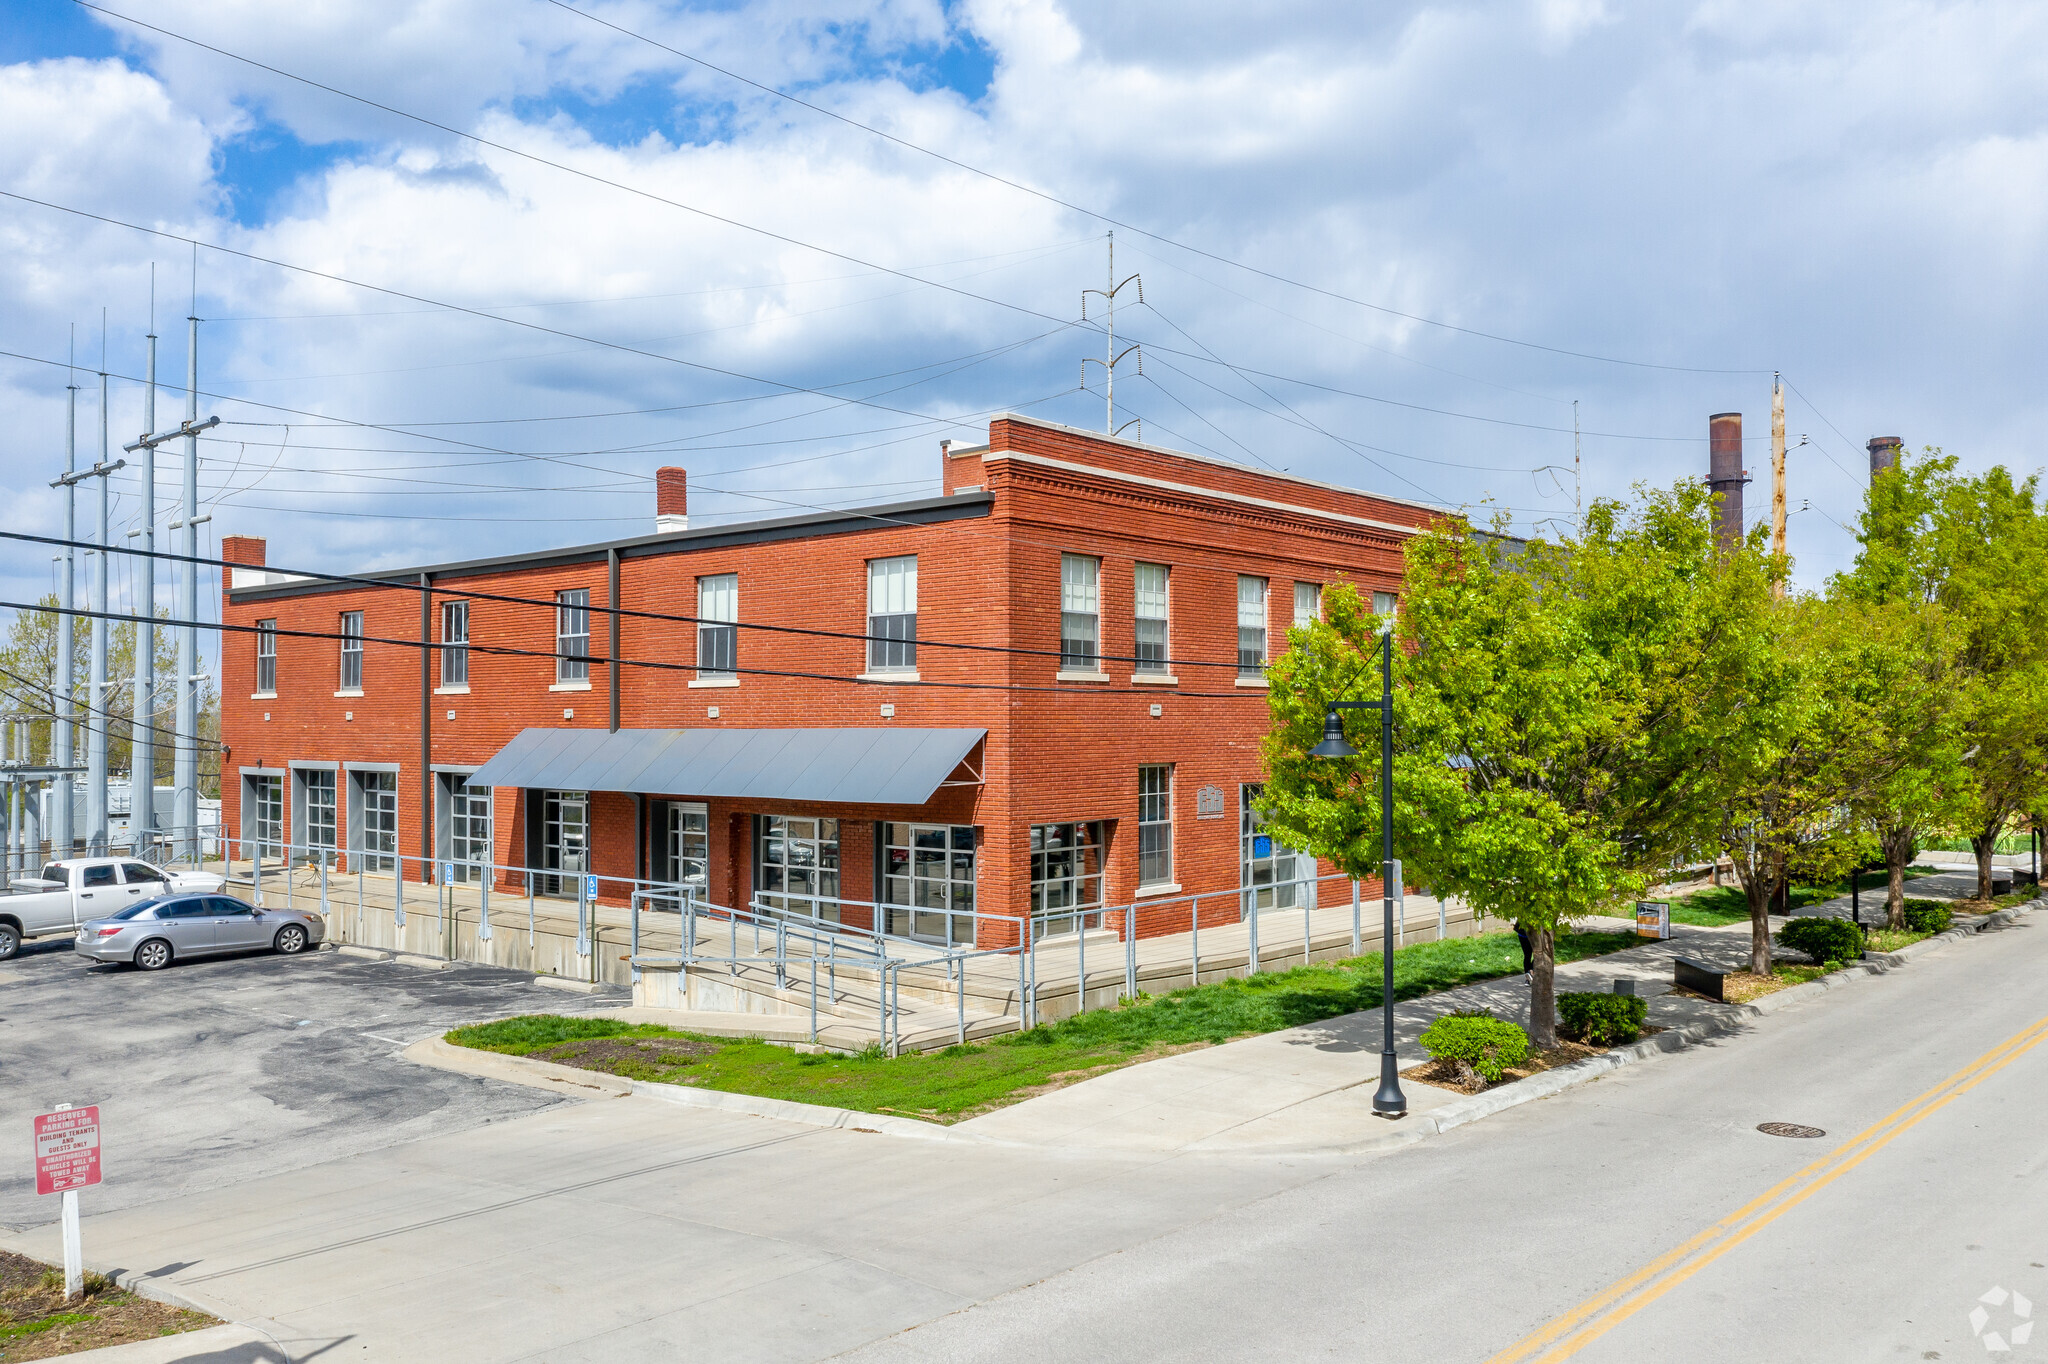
1401,1028,1665,1096
531,1036,721,1075
0,1249,216,1360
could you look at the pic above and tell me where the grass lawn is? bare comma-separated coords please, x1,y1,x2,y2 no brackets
449,927,1641,1122
1867,928,1933,953
1718,964,1833,1005
0,1251,216,1358
1666,865,1946,927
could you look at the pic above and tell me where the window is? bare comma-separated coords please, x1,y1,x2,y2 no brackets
757,816,839,921
441,601,469,687
1138,765,1174,886
1373,590,1399,618
1133,563,1169,673
81,864,118,888
255,620,276,693
696,574,737,679
1060,554,1100,671
1242,784,1308,913
446,775,490,881
353,771,397,873
338,611,363,690
1031,822,1105,936
120,862,167,885
1293,582,1321,629
541,790,587,895
1237,577,1268,677
556,590,590,683
882,823,976,944
665,803,709,892
302,770,337,854
866,556,917,672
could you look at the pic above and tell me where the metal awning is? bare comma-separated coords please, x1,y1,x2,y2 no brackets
464,727,985,807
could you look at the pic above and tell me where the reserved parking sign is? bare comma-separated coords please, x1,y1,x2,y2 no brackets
34,1106,101,1195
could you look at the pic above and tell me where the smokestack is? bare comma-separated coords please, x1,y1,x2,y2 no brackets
655,466,688,533
1867,437,1902,479
1707,413,1748,552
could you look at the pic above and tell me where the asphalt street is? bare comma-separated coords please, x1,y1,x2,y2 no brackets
1,912,2041,1361
0,937,622,1227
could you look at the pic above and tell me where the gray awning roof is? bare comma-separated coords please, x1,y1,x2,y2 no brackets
464,727,985,807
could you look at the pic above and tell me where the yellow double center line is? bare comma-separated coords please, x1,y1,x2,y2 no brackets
1486,1013,2048,1364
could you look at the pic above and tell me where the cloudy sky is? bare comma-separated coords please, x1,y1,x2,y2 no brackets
3,0,2044,651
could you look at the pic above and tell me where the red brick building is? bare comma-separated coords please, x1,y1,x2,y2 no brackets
218,415,1430,947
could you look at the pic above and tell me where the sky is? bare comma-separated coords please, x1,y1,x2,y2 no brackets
3,0,2046,659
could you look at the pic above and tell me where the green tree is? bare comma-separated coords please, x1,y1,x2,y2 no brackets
1261,485,1775,1046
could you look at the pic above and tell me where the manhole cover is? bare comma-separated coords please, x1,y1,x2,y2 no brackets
1757,1122,1827,1139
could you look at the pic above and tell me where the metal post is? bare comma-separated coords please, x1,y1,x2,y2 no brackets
1374,629,1406,1117
479,863,492,943
54,368,77,858
355,856,364,941
1123,909,1136,1003
173,305,200,863
319,853,329,939
393,850,405,931
1303,889,1312,969
129,324,157,859
576,873,590,956
251,836,262,909
1077,911,1086,1012
86,369,110,855
527,870,535,949
1352,879,1362,956
1190,894,1200,987
1249,898,1260,975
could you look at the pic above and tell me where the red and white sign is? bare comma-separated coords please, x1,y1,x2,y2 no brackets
34,1107,101,1195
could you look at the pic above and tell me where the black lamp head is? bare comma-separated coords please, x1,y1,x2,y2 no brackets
1309,709,1357,759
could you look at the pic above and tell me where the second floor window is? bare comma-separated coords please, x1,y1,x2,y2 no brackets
1237,576,1268,677
255,620,276,693
1060,553,1100,671
338,611,363,690
1373,590,1399,618
1134,563,1169,673
1294,582,1321,629
556,590,590,683
697,574,737,678
866,556,917,672
441,601,469,688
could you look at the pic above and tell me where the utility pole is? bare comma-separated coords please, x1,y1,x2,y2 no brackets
129,284,158,855
52,337,78,858
1573,399,1583,528
171,280,211,865
1771,372,1788,598
1082,232,1143,439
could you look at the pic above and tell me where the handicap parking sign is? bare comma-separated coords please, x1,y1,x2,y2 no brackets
585,874,599,899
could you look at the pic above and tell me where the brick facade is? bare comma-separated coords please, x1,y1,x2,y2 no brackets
218,415,1430,946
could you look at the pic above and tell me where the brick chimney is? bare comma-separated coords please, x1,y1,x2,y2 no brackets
1706,413,1747,552
655,466,688,533
1867,436,1902,479
221,535,266,590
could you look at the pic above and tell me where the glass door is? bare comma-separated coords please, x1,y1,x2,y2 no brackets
542,790,587,896
757,815,839,921
448,776,491,882
249,776,283,859
358,772,398,874
665,803,709,901
883,823,976,944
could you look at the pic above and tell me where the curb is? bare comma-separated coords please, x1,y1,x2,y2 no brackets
533,974,606,995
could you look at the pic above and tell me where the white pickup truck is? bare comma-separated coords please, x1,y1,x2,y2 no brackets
1,857,229,959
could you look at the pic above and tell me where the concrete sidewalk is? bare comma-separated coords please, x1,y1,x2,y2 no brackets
953,918,1755,1152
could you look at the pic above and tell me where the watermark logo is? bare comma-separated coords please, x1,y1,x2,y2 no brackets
1971,1286,2034,1353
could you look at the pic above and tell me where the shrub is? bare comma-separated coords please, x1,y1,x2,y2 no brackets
1778,916,1865,967
1902,899,1952,934
1557,992,1649,1046
1417,1011,1531,1083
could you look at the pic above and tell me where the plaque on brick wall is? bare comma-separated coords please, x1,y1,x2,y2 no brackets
1195,785,1226,819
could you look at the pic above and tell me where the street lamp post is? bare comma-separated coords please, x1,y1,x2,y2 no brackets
1309,626,1405,1119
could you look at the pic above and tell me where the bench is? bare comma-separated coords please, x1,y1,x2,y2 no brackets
1673,956,1728,1002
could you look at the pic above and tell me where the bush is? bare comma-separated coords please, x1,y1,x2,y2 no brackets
1902,899,1952,934
1417,1011,1531,1083
1557,992,1649,1045
1778,916,1865,967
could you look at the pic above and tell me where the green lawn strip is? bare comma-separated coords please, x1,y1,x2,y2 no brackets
1666,865,1948,927
1867,928,1933,953
448,928,1639,1121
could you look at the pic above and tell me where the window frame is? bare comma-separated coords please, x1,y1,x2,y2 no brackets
255,619,276,694
1293,582,1322,630
555,589,591,684
1133,563,1170,674
1236,576,1269,678
338,611,364,691
440,600,469,688
692,573,738,680
865,555,918,673
1137,764,1174,887
1059,553,1102,672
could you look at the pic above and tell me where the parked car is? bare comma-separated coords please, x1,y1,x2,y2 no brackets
75,893,324,970
0,858,229,960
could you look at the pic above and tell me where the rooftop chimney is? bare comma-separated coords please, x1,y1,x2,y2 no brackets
1707,413,1748,552
655,466,688,533
1867,436,1902,479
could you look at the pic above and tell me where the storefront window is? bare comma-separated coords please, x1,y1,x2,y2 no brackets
883,823,976,944
1031,822,1105,937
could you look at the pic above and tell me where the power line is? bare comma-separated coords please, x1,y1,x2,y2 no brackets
538,0,1770,377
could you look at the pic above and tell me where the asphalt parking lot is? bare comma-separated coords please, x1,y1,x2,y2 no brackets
0,936,628,1229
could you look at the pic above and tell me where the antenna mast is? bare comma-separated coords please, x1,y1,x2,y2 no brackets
1082,232,1144,439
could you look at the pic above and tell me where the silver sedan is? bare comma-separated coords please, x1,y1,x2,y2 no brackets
76,894,326,970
